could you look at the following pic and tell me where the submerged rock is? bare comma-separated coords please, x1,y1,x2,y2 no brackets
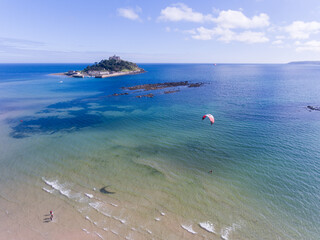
164,90,180,94
136,93,154,98
307,105,320,111
122,81,202,91
111,92,129,96
188,83,203,87
109,81,204,98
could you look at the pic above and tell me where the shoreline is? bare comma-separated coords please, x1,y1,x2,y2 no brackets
49,69,146,78
0,177,218,240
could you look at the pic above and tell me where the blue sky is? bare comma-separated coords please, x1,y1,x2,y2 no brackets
1,0,320,63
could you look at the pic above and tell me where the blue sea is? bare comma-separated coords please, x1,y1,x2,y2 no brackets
0,63,319,239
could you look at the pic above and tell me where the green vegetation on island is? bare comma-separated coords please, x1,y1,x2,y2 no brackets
56,55,145,78
84,56,141,73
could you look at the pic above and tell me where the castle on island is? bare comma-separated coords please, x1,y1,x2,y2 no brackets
63,55,144,78
109,55,121,61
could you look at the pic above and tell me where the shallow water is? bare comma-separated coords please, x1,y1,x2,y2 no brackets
0,63,319,239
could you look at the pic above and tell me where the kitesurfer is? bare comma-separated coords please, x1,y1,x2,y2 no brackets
202,114,215,125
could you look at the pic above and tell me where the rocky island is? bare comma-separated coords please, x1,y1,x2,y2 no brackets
53,55,145,78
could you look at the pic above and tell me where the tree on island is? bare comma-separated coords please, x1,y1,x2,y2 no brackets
84,58,140,72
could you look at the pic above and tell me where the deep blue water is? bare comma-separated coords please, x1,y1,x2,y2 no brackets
0,63,319,239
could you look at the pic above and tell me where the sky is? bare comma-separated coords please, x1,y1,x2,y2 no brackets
1,0,320,63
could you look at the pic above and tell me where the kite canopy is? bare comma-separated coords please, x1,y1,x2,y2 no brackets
202,114,215,125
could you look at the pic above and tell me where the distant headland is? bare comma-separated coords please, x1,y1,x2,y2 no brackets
288,61,320,65
51,55,145,78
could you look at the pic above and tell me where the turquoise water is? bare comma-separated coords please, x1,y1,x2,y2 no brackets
0,63,319,239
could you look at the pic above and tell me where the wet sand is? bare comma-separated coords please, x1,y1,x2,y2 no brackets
0,180,217,240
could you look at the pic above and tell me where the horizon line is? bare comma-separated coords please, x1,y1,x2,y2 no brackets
0,62,290,64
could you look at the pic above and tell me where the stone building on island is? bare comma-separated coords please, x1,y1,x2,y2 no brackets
109,55,121,61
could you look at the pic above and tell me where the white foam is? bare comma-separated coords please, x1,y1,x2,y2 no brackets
85,193,94,199
110,203,118,207
103,227,108,232
113,216,126,224
85,216,93,223
125,235,134,240
111,230,118,235
42,178,78,200
82,228,90,234
131,227,136,231
146,229,152,234
89,202,111,217
199,221,215,233
155,217,160,221
160,212,165,216
221,223,240,240
181,224,197,234
42,187,54,193
95,232,104,239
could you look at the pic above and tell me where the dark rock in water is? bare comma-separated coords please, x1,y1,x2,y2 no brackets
164,90,180,94
307,105,320,111
114,81,204,99
136,93,154,98
188,83,203,87
112,92,129,96
122,81,203,91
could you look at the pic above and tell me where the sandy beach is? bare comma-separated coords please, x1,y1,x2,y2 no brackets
0,180,211,240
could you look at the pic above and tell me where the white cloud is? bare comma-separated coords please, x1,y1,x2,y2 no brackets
296,40,320,52
158,4,270,29
158,3,213,22
272,40,283,45
117,7,141,21
192,26,269,43
159,4,270,44
192,27,216,40
213,10,270,29
285,21,320,39
234,31,269,43
182,29,197,35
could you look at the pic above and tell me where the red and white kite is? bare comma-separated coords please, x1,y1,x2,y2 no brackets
202,114,215,125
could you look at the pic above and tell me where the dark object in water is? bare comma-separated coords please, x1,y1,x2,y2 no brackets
122,81,204,91
307,105,320,111
100,186,115,194
164,90,180,94
188,83,203,87
136,93,154,98
112,92,129,96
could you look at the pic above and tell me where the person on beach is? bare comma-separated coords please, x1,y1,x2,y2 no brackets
50,211,53,221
